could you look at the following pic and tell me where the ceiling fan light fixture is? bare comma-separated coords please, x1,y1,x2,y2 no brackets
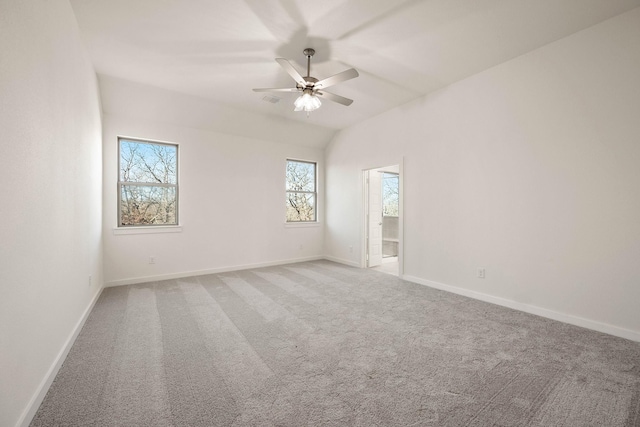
294,90,321,113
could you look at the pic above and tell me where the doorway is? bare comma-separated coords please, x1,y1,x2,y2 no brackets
364,165,401,276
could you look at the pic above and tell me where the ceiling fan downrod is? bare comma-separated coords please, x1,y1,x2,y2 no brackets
303,48,315,78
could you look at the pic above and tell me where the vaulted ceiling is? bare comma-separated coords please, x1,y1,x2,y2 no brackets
70,0,640,131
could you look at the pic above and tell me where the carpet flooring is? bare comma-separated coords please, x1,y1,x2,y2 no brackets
31,260,640,426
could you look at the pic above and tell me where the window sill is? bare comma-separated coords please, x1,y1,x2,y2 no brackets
284,222,321,228
113,226,183,235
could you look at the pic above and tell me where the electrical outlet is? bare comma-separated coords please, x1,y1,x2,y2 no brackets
149,257,156,264
349,245,353,253
477,268,486,279
88,275,92,286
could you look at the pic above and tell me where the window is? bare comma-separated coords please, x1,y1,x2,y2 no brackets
118,137,178,226
382,172,399,217
286,159,317,222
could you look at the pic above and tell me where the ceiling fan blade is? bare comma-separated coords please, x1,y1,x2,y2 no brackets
275,58,306,86
316,91,354,106
314,68,359,90
252,87,299,93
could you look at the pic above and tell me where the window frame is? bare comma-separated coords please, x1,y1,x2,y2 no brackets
117,136,179,228
285,158,318,223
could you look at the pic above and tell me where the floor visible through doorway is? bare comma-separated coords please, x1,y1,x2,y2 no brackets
371,257,398,276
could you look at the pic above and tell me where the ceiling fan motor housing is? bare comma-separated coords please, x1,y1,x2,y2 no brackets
297,76,318,91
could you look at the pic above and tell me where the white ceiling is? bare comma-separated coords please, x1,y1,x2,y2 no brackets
70,0,640,132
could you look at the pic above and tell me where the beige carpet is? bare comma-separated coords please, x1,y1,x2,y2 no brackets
31,260,640,426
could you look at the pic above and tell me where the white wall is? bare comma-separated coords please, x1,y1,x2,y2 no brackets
101,80,325,285
0,2,103,426
325,8,640,340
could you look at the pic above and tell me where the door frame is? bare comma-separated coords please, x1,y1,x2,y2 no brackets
361,160,404,277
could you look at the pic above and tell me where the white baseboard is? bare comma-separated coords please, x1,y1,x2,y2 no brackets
403,275,640,343
322,255,360,268
18,287,104,427
104,255,325,287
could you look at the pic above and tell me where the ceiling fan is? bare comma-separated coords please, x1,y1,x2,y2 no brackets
253,48,359,114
